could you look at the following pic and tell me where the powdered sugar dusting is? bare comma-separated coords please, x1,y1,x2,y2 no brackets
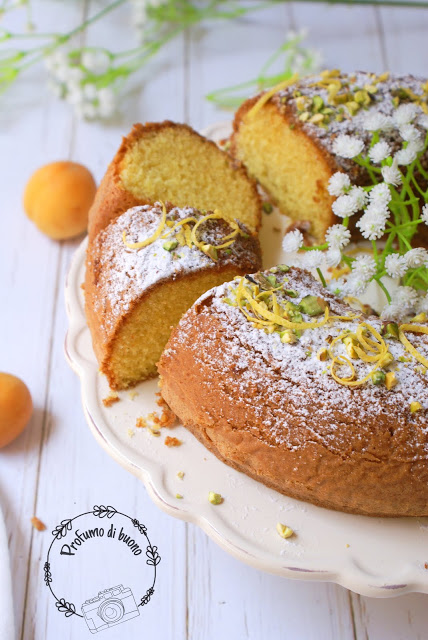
275,71,427,171
170,267,428,460
86,203,260,339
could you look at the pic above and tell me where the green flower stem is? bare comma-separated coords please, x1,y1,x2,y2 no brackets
317,268,327,288
374,276,392,304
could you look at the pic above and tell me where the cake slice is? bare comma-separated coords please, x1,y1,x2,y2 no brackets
85,202,261,390
159,265,428,516
231,71,428,244
88,121,261,240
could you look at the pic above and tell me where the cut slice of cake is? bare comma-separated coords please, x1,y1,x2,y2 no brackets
85,202,261,390
231,71,428,244
88,121,261,240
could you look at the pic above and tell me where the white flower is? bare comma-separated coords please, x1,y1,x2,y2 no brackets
97,87,117,118
362,111,393,132
301,249,324,270
369,182,391,206
327,172,351,196
405,248,428,268
332,194,360,218
327,277,346,297
422,203,428,225
325,247,342,267
391,285,418,312
346,273,370,296
417,293,428,314
282,229,303,252
418,114,428,130
332,134,364,159
44,49,69,73
356,205,389,240
381,303,403,321
395,146,417,166
393,102,419,126
408,137,425,154
352,254,377,280
81,50,110,74
348,185,368,210
385,253,408,278
381,160,402,187
325,224,351,249
368,140,391,164
83,83,98,101
399,124,422,144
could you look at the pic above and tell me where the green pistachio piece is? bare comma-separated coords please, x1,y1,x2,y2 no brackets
299,295,327,316
163,240,178,251
371,371,386,385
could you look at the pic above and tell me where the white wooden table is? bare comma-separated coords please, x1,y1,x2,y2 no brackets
2,2,428,638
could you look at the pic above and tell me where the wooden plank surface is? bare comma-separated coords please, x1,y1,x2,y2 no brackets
1,2,428,639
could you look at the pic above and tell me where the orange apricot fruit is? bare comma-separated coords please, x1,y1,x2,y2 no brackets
23,161,96,240
0,373,33,448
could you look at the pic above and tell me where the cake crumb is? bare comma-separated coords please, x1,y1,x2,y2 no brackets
127,429,135,438
345,543,350,548
165,436,182,447
128,390,139,400
147,425,161,437
424,562,428,570
136,417,147,429
102,393,119,407
177,471,185,479
31,516,46,532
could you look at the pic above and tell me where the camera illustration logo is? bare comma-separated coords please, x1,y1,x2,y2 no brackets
44,505,160,634
82,584,139,633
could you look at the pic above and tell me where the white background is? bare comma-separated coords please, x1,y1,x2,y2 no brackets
2,1,428,638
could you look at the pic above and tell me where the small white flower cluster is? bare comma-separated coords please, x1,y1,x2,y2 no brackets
44,49,116,120
131,0,166,33
381,286,420,321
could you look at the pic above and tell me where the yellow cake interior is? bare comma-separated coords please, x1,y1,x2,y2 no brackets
119,126,260,232
234,103,334,243
105,268,238,389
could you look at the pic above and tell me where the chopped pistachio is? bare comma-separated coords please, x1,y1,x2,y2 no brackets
277,265,290,273
208,491,223,505
345,342,359,359
262,201,273,214
299,295,327,316
280,330,297,344
266,274,277,287
385,371,398,390
382,322,399,340
371,370,386,385
312,95,324,112
305,350,312,358
299,112,310,122
284,289,299,298
276,523,294,539
398,356,411,363
317,347,329,361
163,239,179,252
378,351,394,368
410,401,422,413
176,493,183,499
309,113,325,124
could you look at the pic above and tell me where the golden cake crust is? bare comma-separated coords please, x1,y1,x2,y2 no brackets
231,71,428,245
159,267,428,517
88,120,261,240
85,203,262,389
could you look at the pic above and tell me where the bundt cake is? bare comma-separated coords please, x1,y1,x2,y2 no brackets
159,265,428,517
231,70,428,244
88,121,261,240
85,202,261,390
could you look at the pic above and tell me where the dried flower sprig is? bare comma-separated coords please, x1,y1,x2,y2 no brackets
282,104,428,322
206,30,322,109
1,0,310,119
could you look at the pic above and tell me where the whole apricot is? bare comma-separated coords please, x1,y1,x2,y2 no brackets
23,161,97,239
0,373,33,448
